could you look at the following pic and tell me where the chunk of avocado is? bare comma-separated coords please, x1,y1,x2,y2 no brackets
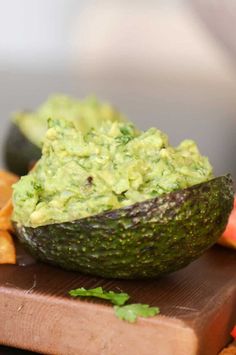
14,175,234,279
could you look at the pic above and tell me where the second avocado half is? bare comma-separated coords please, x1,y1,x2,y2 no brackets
4,95,126,175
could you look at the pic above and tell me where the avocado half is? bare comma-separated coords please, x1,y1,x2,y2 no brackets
4,123,41,176
14,175,234,279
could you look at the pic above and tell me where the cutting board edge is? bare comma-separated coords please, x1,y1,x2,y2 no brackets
0,286,199,355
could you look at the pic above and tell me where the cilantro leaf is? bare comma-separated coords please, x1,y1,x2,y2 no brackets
116,135,132,145
120,126,132,136
69,287,160,323
69,286,129,306
114,304,160,323
115,125,135,144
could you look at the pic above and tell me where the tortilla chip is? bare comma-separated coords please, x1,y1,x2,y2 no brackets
0,170,18,185
0,170,18,209
0,199,14,232
0,171,18,264
0,230,16,264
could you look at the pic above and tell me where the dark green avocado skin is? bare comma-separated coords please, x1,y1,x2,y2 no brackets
14,175,234,279
4,123,41,176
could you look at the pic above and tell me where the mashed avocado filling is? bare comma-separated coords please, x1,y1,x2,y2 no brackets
13,94,126,147
13,119,213,227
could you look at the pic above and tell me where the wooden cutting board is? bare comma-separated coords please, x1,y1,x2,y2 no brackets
0,244,235,355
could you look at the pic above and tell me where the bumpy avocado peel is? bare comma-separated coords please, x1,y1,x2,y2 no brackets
14,175,234,279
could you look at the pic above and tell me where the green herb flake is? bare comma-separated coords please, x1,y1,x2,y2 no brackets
69,286,129,306
114,304,160,323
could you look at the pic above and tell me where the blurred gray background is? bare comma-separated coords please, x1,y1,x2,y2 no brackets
0,0,236,180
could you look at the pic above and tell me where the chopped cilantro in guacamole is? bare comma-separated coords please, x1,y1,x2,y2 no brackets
13,119,213,227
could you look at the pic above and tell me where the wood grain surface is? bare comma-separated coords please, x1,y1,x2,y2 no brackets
0,244,235,355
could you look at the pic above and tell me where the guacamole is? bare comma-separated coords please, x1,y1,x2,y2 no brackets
13,119,213,227
13,94,126,147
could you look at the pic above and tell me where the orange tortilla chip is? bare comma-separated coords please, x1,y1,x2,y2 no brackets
0,230,16,264
0,183,13,209
0,220,12,232
0,170,18,209
0,199,14,231
0,170,18,185
0,170,19,264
